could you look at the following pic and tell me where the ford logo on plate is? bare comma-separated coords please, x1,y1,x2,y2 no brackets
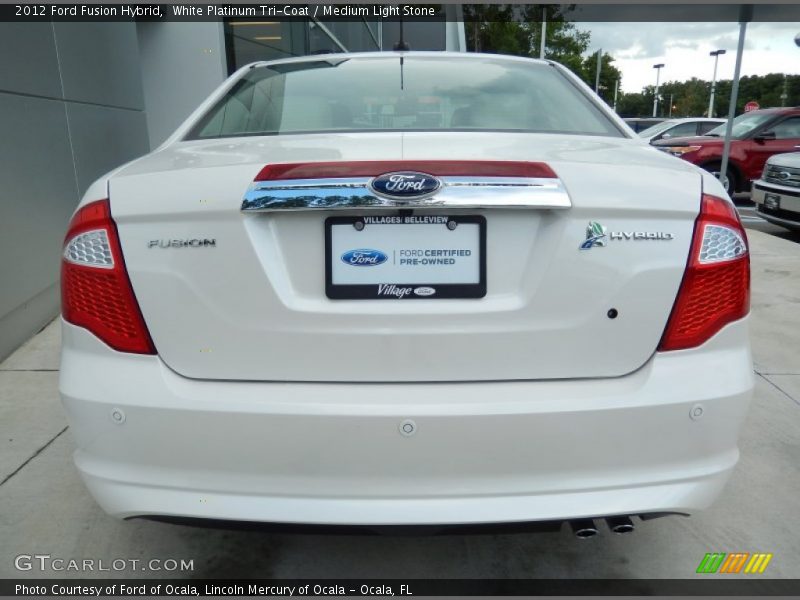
369,171,441,199
341,249,388,267
414,286,436,297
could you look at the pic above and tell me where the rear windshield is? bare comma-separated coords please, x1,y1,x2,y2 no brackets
705,111,775,139
187,56,623,139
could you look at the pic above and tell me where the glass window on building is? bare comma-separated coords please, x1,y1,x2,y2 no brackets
309,20,381,54
224,21,299,68
225,19,382,73
380,21,446,51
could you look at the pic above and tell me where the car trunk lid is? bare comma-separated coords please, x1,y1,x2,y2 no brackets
110,132,700,382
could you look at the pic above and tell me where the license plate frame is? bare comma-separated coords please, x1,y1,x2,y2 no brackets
325,215,487,300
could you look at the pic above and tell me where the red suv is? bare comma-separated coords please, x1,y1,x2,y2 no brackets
652,107,800,195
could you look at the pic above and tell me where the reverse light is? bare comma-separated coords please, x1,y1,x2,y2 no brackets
61,200,156,354
659,194,750,351
64,230,114,268
698,224,746,264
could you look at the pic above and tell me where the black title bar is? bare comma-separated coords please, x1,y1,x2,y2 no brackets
4,578,800,596
5,3,800,21
4,4,445,22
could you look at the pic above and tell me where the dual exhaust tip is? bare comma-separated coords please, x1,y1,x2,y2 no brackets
570,516,635,538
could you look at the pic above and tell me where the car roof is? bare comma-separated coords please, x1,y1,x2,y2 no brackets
748,107,800,115
669,117,725,122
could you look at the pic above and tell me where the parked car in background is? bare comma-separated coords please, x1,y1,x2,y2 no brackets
752,151,800,230
652,107,800,195
59,52,753,531
623,117,667,133
638,118,726,144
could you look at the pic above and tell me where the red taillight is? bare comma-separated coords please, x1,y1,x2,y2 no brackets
658,194,750,351
61,199,155,354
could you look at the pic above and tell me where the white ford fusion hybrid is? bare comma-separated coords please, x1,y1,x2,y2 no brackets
59,53,753,532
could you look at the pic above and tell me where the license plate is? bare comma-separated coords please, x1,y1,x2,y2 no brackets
325,215,486,299
764,193,781,210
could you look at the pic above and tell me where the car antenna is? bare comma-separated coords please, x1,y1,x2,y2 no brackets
394,17,410,51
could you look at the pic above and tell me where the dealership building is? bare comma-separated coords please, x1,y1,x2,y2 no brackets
0,15,466,359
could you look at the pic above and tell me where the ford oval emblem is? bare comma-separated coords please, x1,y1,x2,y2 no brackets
341,249,388,267
369,171,441,200
413,286,436,297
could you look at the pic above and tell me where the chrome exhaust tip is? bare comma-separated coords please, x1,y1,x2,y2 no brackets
605,516,635,534
570,519,598,539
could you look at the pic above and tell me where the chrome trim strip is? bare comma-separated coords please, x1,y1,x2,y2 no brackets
242,176,572,212
442,176,560,186
254,177,372,190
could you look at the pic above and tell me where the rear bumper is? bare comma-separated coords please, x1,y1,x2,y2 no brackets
59,318,753,525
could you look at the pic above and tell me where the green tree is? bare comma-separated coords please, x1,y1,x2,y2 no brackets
463,4,592,78
463,5,529,55
582,52,622,105
544,21,591,75
659,78,708,117
530,6,591,76
616,92,650,118
617,74,800,119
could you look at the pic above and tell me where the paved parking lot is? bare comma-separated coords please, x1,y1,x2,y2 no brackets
1,226,798,582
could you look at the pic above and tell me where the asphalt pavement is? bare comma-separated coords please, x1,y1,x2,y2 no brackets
1,223,798,582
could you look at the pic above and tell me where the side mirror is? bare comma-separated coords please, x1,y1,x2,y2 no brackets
754,131,777,142
660,133,672,140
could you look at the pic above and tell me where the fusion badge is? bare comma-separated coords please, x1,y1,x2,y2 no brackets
148,239,216,248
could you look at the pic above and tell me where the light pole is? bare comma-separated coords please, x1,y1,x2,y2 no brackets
540,7,546,58
719,6,751,195
708,49,726,118
652,63,664,117
780,74,788,107
594,49,602,93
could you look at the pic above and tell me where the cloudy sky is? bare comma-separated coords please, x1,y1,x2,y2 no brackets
574,22,800,93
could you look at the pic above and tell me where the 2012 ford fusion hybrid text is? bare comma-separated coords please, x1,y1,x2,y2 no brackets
59,53,753,531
